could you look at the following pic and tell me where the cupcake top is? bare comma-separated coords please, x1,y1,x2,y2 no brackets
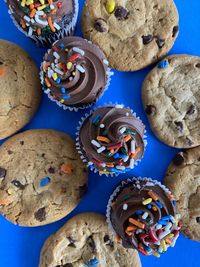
78,105,145,174
6,0,75,37
108,178,181,257
42,37,109,107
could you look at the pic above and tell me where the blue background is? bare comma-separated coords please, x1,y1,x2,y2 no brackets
0,0,199,266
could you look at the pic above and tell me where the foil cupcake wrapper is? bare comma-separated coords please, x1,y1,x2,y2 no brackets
40,40,114,112
106,177,172,237
75,103,148,176
5,0,79,47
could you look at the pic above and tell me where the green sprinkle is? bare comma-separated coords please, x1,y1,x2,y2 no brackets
102,129,108,136
126,130,136,135
146,217,151,224
44,7,51,13
31,25,37,30
123,195,130,200
121,148,128,155
22,7,29,15
105,151,112,157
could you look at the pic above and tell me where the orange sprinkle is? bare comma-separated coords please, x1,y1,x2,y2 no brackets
139,242,144,248
166,192,174,201
110,149,114,154
126,226,136,232
165,238,172,245
30,3,34,9
47,16,56,32
43,62,50,72
61,163,73,174
129,218,145,229
125,230,133,236
45,77,51,88
152,206,157,211
30,8,36,18
124,134,132,142
48,0,53,4
20,19,26,29
0,67,6,77
115,235,121,243
148,191,158,201
97,136,111,144
51,7,57,14
131,147,141,159
106,163,114,168
37,28,42,36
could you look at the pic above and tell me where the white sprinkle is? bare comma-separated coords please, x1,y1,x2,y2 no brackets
129,158,135,169
170,216,176,224
76,65,85,73
35,14,48,26
100,124,105,128
45,89,51,94
165,222,172,231
47,68,54,78
26,23,30,26
155,224,162,230
142,212,149,220
69,77,73,81
31,18,35,24
123,204,128,210
24,15,30,22
88,161,93,166
146,182,154,186
116,166,125,170
54,59,58,64
53,52,60,60
51,63,55,69
119,127,126,134
171,234,179,247
50,4,54,10
97,146,106,153
131,140,135,154
115,104,124,109
158,246,163,253
72,47,85,56
123,155,129,162
28,27,33,36
136,229,142,234
102,163,106,168
126,112,129,116
53,22,61,30
55,68,64,75
103,59,109,65
158,230,171,240
91,140,101,148
36,10,44,15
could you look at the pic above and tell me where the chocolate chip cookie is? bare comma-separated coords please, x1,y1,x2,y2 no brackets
142,55,200,148
164,148,200,241
39,213,141,267
81,0,179,71
0,39,41,140
0,129,88,226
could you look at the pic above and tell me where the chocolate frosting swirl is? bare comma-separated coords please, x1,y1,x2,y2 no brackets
6,0,74,36
42,37,108,106
79,105,145,174
109,179,181,256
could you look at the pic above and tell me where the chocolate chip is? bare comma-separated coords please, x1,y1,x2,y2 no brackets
68,237,76,248
196,217,200,223
195,63,200,68
79,184,88,198
94,19,108,33
48,167,55,173
20,141,24,145
174,121,183,133
186,104,196,115
145,105,156,115
34,207,46,222
0,62,3,65
104,235,110,243
87,236,96,252
0,167,6,179
173,153,184,166
114,6,129,20
8,150,13,155
142,35,153,45
156,38,165,48
11,180,25,189
104,235,114,248
172,26,179,37
186,138,193,147
41,153,45,158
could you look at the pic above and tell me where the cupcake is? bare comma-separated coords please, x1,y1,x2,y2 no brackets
5,0,78,47
41,37,112,111
107,178,182,257
76,104,147,175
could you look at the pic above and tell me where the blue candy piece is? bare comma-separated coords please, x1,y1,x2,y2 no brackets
91,115,101,124
59,43,65,48
173,199,177,207
155,201,163,208
63,94,71,100
135,210,143,215
147,204,152,209
158,219,168,226
60,87,66,94
158,60,169,69
113,153,120,159
56,77,61,84
84,258,99,267
40,177,50,187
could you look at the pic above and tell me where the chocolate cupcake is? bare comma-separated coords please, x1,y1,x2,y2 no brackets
76,104,147,175
40,37,112,111
5,0,78,47
107,178,182,257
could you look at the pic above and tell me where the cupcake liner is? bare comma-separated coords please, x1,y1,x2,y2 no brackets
75,103,148,176
5,0,79,47
106,177,173,236
40,41,114,112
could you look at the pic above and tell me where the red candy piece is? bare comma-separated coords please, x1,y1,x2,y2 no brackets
57,1,62,8
149,230,158,242
138,248,148,256
52,46,59,52
68,53,81,63
92,159,103,167
108,143,122,150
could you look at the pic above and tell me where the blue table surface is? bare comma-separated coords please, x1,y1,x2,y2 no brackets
0,1,199,266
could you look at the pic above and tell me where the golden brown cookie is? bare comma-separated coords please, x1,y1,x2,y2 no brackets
0,39,41,140
0,129,88,226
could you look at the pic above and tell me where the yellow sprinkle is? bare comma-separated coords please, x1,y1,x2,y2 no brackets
39,0,45,4
72,71,76,76
142,198,152,205
105,0,116,14
65,48,69,52
67,62,73,70
97,136,111,144
161,240,167,252
21,0,26,7
26,0,33,5
152,252,160,258
60,99,65,104
175,214,179,226
7,188,14,195
165,233,174,239
52,73,58,81
37,4,46,10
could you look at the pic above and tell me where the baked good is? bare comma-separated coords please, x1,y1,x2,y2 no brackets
82,0,179,71
0,129,88,226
